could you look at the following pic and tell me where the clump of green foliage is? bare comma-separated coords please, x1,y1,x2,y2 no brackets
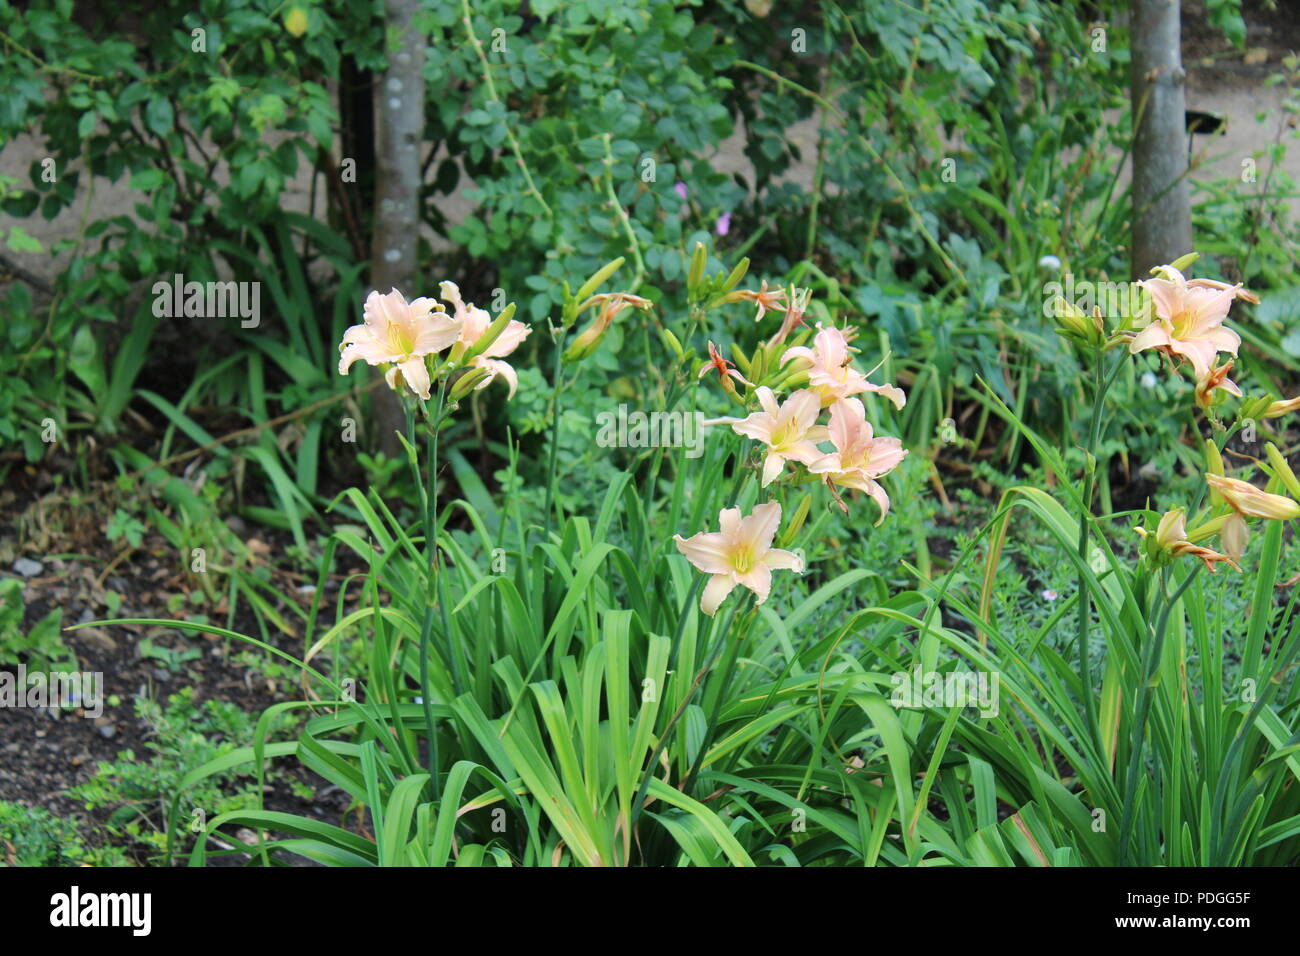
0,800,130,867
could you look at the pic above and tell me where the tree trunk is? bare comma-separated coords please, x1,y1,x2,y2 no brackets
370,0,426,455
1130,0,1192,279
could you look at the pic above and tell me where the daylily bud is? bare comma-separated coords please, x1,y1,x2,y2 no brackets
768,366,810,392
1265,443,1300,502
687,242,707,296
1167,252,1200,273
1186,513,1228,543
1205,441,1225,506
705,256,750,308
575,257,626,304
659,326,684,360
1262,396,1300,420
284,6,308,36
729,343,752,378
448,366,492,402
779,492,813,548
563,325,603,363
1239,395,1275,422
1051,296,1103,347
463,302,517,363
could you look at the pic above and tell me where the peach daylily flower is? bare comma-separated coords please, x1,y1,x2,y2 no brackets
674,501,804,615
1205,473,1300,561
440,281,531,398
1129,265,1253,378
721,387,829,486
783,325,906,409
339,289,462,400
1135,508,1239,573
807,398,907,524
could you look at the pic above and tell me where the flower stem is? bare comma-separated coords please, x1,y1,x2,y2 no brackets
1075,351,1125,746
542,329,566,539
414,380,451,799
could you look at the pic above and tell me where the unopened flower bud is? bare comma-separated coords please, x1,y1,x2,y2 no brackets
463,302,517,363
1265,443,1300,502
448,366,492,402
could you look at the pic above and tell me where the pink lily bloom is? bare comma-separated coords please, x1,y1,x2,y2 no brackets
440,281,531,398
807,398,907,524
720,387,829,486
673,501,804,616
1129,264,1254,378
338,289,462,400
783,325,906,409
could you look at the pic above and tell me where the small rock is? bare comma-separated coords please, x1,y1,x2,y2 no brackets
77,627,117,652
77,607,95,625
152,668,171,683
13,557,43,577
97,724,116,739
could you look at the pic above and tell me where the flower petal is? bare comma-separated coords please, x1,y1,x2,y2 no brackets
674,532,733,574
1129,322,1172,355
700,574,738,616
399,356,432,400
760,452,786,487
736,565,773,605
763,547,804,572
738,500,782,553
